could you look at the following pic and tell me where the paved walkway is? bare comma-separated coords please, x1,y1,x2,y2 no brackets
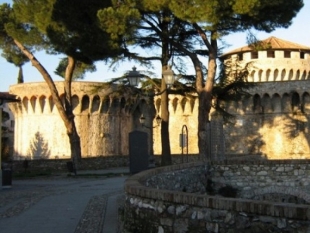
0,167,130,233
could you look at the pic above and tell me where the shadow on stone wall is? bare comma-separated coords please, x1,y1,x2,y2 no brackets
28,132,51,160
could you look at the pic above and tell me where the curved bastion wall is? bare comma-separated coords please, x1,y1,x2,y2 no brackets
8,82,139,158
218,37,310,159
8,82,200,159
124,161,310,232
218,80,310,158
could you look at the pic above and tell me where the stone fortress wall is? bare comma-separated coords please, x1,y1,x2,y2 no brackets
220,81,310,158
8,82,136,159
153,95,199,155
8,82,199,159
218,37,310,159
7,36,310,160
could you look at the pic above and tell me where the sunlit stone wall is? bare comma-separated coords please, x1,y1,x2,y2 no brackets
153,94,199,155
220,46,310,159
7,39,310,160
8,82,139,159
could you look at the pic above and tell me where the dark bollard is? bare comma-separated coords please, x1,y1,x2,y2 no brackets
2,163,12,188
66,161,76,175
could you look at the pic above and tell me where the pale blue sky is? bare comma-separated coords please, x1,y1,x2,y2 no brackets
0,1,310,91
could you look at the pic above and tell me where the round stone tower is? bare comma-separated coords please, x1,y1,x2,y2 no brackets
219,36,310,159
8,82,146,159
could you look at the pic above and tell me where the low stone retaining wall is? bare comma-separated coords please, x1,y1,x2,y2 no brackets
10,154,201,173
210,160,310,203
123,161,310,232
11,156,130,173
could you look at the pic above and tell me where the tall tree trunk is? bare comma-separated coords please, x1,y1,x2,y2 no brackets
17,65,24,83
189,56,209,160
199,55,217,162
192,26,218,162
160,74,172,165
13,39,82,166
202,36,217,163
160,11,172,166
64,56,82,169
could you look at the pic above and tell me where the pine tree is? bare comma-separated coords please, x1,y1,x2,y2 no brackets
98,0,304,161
0,0,123,168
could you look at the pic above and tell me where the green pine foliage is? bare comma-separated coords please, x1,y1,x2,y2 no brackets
54,58,96,80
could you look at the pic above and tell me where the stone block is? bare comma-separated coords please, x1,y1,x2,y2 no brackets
160,218,173,227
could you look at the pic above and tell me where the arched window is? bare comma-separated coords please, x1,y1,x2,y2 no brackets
72,95,79,113
274,69,279,81
266,69,271,81
258,70,263,82
288,69,294,80
253,94,261,113
110,98,120,114
248,70,255,82
190,98,195,113
101,96,110,113
91,95,100,113
48,96,54,112
30,96,36,113
282,93,290,112
172,97,178,113
301,70,307,80
262,94,272,113
291,92,300,112
281,69,286,81
296,70,300,80
39,95,46,113
22,97,29,113
81,95,90,113
180,98,187,112
271,94,281,113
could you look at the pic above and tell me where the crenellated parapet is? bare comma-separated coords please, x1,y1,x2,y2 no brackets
9,81,137,116
237,50,310,82
223,37,310,81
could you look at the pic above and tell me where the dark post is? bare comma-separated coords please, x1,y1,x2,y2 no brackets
129,130,149,174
